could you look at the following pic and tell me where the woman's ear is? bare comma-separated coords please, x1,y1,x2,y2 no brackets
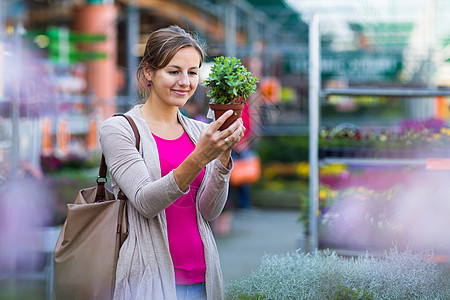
143,67,152,82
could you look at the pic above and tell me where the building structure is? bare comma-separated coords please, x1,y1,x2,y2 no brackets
1,0,450,170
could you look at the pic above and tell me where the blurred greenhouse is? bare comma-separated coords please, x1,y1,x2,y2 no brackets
1,0,450,299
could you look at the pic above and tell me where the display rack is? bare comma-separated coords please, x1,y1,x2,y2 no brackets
308,16,450,257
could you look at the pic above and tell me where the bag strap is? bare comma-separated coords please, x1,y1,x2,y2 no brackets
96,114,141,201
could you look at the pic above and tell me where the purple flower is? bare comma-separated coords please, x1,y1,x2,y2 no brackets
400,118,446,134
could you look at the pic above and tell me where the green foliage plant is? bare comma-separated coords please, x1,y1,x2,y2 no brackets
235,293,266,300
331,284,374,300
256,135,309,163
225,248,450,300
203,56,259,104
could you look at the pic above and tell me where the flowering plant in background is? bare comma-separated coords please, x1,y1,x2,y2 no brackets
320,165,419,191
263,162,303,180
319,118,450,156
319,169,450,253
262,162,348,182
319,166,424,232
320,163,348,177
319,185,406,249
319,185,338,214
399,118,446,134
319,126,363,148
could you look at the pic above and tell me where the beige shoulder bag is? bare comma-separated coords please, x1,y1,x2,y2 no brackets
53,114,140,300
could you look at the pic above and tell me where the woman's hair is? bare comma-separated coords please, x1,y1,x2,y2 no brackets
136,25,205,103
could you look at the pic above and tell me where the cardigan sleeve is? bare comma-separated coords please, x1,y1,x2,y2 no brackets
100,117,188,219
198,158,233,221
186,117,233,221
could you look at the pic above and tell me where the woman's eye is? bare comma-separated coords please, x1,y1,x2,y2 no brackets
189,71,198,76
168,70,178,75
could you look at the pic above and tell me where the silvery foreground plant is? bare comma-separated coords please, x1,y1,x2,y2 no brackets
225,248,450,300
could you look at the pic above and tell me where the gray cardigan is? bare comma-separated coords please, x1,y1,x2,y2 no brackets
100,105,231,300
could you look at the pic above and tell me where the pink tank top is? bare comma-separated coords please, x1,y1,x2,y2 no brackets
152,131,206,284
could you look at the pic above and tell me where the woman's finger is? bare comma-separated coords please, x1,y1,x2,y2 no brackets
209,110,233,132
222,123,246,149
216,118,242,140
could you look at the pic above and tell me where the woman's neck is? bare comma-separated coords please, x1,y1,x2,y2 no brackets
141,99,178,124
140,100,184,139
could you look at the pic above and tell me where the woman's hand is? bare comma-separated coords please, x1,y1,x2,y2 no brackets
192,110,246,167
173,110,245,191
217,117,246,168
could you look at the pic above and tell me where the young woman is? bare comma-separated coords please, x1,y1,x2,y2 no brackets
100,26,245,300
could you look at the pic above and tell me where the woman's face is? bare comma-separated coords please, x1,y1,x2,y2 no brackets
147,47,201,108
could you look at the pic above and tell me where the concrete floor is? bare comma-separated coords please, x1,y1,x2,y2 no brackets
214,208,304,285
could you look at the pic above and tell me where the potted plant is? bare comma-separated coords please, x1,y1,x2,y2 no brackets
203,56,258,131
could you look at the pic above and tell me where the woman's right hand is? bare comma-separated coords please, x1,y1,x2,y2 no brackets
192,110,245,167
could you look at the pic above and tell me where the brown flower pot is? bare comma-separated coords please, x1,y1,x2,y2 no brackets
209,103,244,131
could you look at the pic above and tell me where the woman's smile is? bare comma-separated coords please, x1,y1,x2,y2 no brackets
172,89,190,96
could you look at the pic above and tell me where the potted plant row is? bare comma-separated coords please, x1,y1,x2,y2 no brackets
203,56,259,131
319,125,450,159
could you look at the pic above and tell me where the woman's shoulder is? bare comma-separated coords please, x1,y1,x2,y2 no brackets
99,113,140,151
100,113,142,140
101,105,142,131
101,114,129,131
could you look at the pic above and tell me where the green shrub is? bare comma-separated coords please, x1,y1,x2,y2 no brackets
235,293,266,300
225,248,450,300
255,135,309,163
331,284,374,300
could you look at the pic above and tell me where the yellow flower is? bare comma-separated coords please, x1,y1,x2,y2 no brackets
320,163,347,176
319,189,327,200
296,162,309,178
357,186,366,192
441,128,450,136
263,168,277,179
433,133,442,139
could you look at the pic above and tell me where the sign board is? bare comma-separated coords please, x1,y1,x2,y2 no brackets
27,27,107,63
285,51,403,82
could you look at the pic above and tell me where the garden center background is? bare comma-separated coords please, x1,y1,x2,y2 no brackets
1,0,450,299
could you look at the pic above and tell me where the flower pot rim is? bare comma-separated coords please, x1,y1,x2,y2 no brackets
209,103,245,109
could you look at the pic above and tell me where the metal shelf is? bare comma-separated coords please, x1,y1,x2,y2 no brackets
320,157,427,166
322,87,450,97
307,18,450,253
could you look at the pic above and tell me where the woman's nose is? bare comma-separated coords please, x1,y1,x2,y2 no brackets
178,73,189,86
